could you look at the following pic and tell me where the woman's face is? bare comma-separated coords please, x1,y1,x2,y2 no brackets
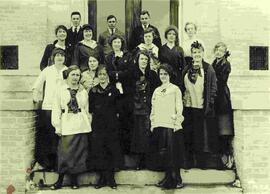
144,32,154,45
185,24,196,38
150,58,159,72
98,68,108,84
191,47,204,63
56,28,67,41
112,38,122,51
83,29,93,41
138,54,149,70
67,69,81,85
88,56,99,71
54,53,65,65
159,69,170,84
214,46,226,59
166,30,176,43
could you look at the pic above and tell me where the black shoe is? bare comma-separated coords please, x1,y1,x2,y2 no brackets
50,182,62,190
71,184,79,189
175,182,184,189
95,176,106,189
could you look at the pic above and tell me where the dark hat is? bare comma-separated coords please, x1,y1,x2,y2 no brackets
82,24,93,31
51,47,65,58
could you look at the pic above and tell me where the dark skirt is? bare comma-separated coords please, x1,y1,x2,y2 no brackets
146,127,185,171
35,110,59,169
57,133,89,174
183,107,219,153
89,131,123,170
130,114,151,154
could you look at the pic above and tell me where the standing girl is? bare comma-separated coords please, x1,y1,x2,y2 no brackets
212,42,234,169
51,65,91,190
150,63,185,189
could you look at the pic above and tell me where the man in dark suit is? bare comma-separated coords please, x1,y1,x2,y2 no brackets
67,11,83,55
129,10,162,51
98,15,126,56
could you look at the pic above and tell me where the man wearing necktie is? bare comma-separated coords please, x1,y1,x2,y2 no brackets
129,10,162,51
98,15,126,57
67,11,84,56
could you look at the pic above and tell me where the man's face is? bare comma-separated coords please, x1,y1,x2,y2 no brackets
71,14,81,27
140,14,150,26
107,17,117,29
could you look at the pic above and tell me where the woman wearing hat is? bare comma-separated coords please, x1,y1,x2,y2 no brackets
105,34,134,155
150,63,185,189
72,24,104,72
159,25,186,87
50,65,91,190
33,48,68,171
40,25,72,70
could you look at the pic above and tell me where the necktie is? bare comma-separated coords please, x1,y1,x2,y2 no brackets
75,27,78,33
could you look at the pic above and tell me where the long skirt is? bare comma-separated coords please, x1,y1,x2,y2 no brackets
217,113,234,136
89,131,123,170
130,114,151,154
147,127,185,171
35,110,59,169
57,133,89,174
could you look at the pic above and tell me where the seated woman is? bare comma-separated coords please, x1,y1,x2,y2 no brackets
50,65,91,190
40,25,72,70
33,48,68,171
88,65,123,189
181,41,218,169
150,63,185,189
212,42,234,169
80,54,100,93
73,24,104,72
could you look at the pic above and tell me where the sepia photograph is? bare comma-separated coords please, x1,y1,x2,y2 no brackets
0,0,269,194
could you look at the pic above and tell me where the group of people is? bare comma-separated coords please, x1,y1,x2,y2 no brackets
32,10,234,190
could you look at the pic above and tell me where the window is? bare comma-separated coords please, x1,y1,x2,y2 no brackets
249,46,268,70
0,45,18,70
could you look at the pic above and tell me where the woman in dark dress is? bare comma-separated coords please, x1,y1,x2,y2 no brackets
150,64,184,189
159,25,186,87
50,65,91,190
212,42,234,169
105,34,134,154
181,41,218,169
40,25,72,70
130,50,160,169
89,65,123,189
72,24,104,72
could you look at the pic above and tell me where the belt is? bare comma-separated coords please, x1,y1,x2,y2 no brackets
61,108,81,113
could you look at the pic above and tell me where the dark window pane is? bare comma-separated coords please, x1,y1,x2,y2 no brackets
0,45,18,70
249,46,268,70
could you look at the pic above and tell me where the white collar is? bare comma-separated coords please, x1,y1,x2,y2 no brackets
72,26,81,32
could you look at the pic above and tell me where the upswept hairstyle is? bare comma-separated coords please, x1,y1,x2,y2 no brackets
164,25,179,46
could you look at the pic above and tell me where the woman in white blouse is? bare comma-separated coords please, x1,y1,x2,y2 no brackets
50,65,91,190
150,63,184,189
32,48,68,171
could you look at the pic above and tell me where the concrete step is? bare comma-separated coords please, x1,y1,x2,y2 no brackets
32,169,235,187
27,184,242,194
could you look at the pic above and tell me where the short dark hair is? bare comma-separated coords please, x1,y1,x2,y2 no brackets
63,65,81,80
108,34,126,51
140,10,150,17
97,64,108,74
158,63,174,78
55,25,68,35
71,11,81,18
191,41,204,52
107,15,117,21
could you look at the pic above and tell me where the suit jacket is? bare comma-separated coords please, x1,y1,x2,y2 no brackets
67,26,83,53
98,28,126,56
129,24,162,51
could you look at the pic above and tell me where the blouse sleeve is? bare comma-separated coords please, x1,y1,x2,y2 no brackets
51,88,62,135
150,89,157,131
174,87,184,130
32,68,47,102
